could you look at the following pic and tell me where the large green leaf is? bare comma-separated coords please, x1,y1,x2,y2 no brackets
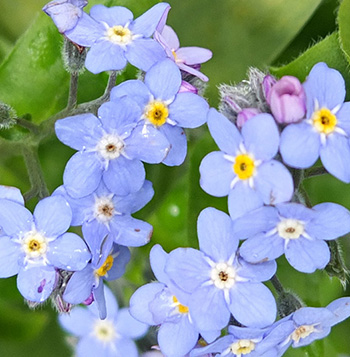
338,0,350,64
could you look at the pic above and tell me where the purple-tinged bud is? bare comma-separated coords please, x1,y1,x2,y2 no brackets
236,108,260,128
179,80,198,94
267,75,306,124
262,74,277,100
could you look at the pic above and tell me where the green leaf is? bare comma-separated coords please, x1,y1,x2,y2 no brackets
338,0,350,64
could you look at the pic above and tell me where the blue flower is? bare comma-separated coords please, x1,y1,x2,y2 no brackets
165,208,277,331
43,0,88,34
0,193,91,302
130,244,220,357
63,3,169,73
235,202,350,273
280,62,350,183
110,59,209,166
200,109,294,220
55,97,169,198
59,286,148,357
63,238,130,319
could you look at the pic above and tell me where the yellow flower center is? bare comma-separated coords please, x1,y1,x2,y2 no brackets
93,319,116,342
107,25,132,45
291,324,316,343
230,339,256,355
22,231,48,260
144,101,169,127
172,296,189,314
312,108,337,134
233,154,255,180
95,255,114,277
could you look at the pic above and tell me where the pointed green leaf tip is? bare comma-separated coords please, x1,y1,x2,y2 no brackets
338,0,350,65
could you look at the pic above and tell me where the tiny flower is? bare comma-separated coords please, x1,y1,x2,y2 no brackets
266,76,306,124
55,97,169,197
154,25,212,81
0,193,91,302
280,62,350,183
200,109,293,220
59,286,148,357
111,59,209,166
43,0,88,33
63,3,169,73
165,208,277,331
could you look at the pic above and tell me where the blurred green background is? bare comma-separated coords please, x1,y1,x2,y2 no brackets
0,0,350,356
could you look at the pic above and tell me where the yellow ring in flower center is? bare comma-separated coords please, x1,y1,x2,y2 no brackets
172,296,189,314
312,108,337,134
107,25,132,45
95,255,114,277
144,101,169,127
233,154,255,180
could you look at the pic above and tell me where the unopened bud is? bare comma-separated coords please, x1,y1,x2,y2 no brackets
62,38,87,74
0,102,17,129
236,107,260,128
277,290,304,318
179,80,198,94
325,240,349,288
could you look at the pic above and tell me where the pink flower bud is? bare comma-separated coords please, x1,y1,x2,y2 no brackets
179,80,198,94
237,108,260,128
267,76,306,124
262,74,277,100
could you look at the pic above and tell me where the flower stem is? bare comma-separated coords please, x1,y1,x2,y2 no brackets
16,117,40,134
305,166,328,178
67,71,79,110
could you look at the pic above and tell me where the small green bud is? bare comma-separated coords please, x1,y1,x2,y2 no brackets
325,240,349,288
277,290,304,318
0,102,17,129
62,38,87,74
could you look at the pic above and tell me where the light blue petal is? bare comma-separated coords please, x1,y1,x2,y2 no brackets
63,152,103,198
93,282,107,319
0,236,21,277
199,151,234,197
82,220,108,265
104,245,130,281
110,80,150,108
144,59,181,100
276,202,315,222
131,3,170,37
158,317,198,357
191,336,234,356
0,186,24,205
242,114,279,160
55,113,102,151
0,200,32,236
236,256,277,282
336,102,350,134
229,282,276,327
126,38,167,72
85,40,127,74
169,92,209,129
34,196,72,238
89,4,133,26
124,124,170,163
197,207,238,262
103,156,145,196
76,336,112,357
320,133,350,183
47,232,91,271
327,297,350,326
228,182,264,220
160,124,187,166
63,267,94,304
280,122,320,168
207,108,242,154
255,160,294,205
285,238,330,273
89,285,119,319
17,265,57,302
307,202,350,240
177,46,212,65
115,307,148,338
58,306,93,337
149,244,168,283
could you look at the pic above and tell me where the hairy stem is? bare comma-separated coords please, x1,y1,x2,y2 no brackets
16,117,40,134
67,71,79,110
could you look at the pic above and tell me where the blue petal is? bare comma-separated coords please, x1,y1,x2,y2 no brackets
228,182,264,220
58,306,93,337
47,232,91,271
327,297,350,326
104,245,131,281
160,124,187,166
55,113,102,151
229,282,276,327
158,317,198,357
242,114,279,160
93,282,107,319
199,151,234,197
144,59,181,100
207,108,242,154
255,160,294,205
110,80,150,108
0,236,21,277
124,124,170,163
320,133,350,183
89,284,119,319
131,3,170,37
0,186,24,205
115,307,148,339
197,207,238,262
103,156,145,196
169,92,209,129
307,202,350,240
89,4,133,26
0,200,32,237
85,40,127,74
336,102,350,134
276,202,315,222
285,238,330,273
76,336,113,357
149,244,168,283
191,336,234,356
280,122,320,168
63,266,95,304
64,152,103,198
126,38,167,72
17,266,57,302
34,196,72,237
236,256,277,282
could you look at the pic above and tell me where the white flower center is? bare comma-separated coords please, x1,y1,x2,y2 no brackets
106,25,133,46
22,231,48,261
230,339,256,355
211,262,236,289
291,324,316,343
94,196,115,223
96,134,125,160
93,319,117,343
277,218,305,240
